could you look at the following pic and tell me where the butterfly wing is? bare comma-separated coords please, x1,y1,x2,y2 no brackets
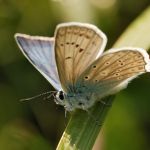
54,22,107,92
76,47,150,99
15,34,62,91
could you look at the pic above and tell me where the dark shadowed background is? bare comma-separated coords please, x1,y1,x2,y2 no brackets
0,0,150,149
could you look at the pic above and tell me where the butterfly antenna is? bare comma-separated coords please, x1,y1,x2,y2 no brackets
20,91,56,101
46,92,57,100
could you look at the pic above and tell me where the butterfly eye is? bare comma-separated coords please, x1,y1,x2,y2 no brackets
59,91,64,100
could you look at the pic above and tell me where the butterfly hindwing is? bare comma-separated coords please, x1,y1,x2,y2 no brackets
15,34,61,90
55,22,107,92
76,48,150,98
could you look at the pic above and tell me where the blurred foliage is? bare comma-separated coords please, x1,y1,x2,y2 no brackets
0,0,150,149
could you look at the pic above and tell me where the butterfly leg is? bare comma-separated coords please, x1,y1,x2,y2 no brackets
99,99,112,107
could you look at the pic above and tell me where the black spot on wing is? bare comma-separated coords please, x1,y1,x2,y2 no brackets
65,56,72,59
76,44,79,48
79,48,84,53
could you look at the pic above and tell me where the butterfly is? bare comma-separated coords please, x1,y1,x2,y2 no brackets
15,22,150,111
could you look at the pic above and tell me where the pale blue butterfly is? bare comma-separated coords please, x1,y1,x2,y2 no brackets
15,22,150,111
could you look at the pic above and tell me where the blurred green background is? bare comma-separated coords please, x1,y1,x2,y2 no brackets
0,0,150,149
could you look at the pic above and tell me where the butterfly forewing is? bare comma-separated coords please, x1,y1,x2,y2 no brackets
55,23,107,92
76,48,150,98
15,34,62,90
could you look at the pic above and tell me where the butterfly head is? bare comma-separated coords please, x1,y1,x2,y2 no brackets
55,90,75,111
55,91,65,104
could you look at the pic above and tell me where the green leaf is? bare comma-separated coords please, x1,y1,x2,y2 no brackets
56,7,150,150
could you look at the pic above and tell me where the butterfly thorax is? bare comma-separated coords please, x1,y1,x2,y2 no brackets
55,90,96,111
